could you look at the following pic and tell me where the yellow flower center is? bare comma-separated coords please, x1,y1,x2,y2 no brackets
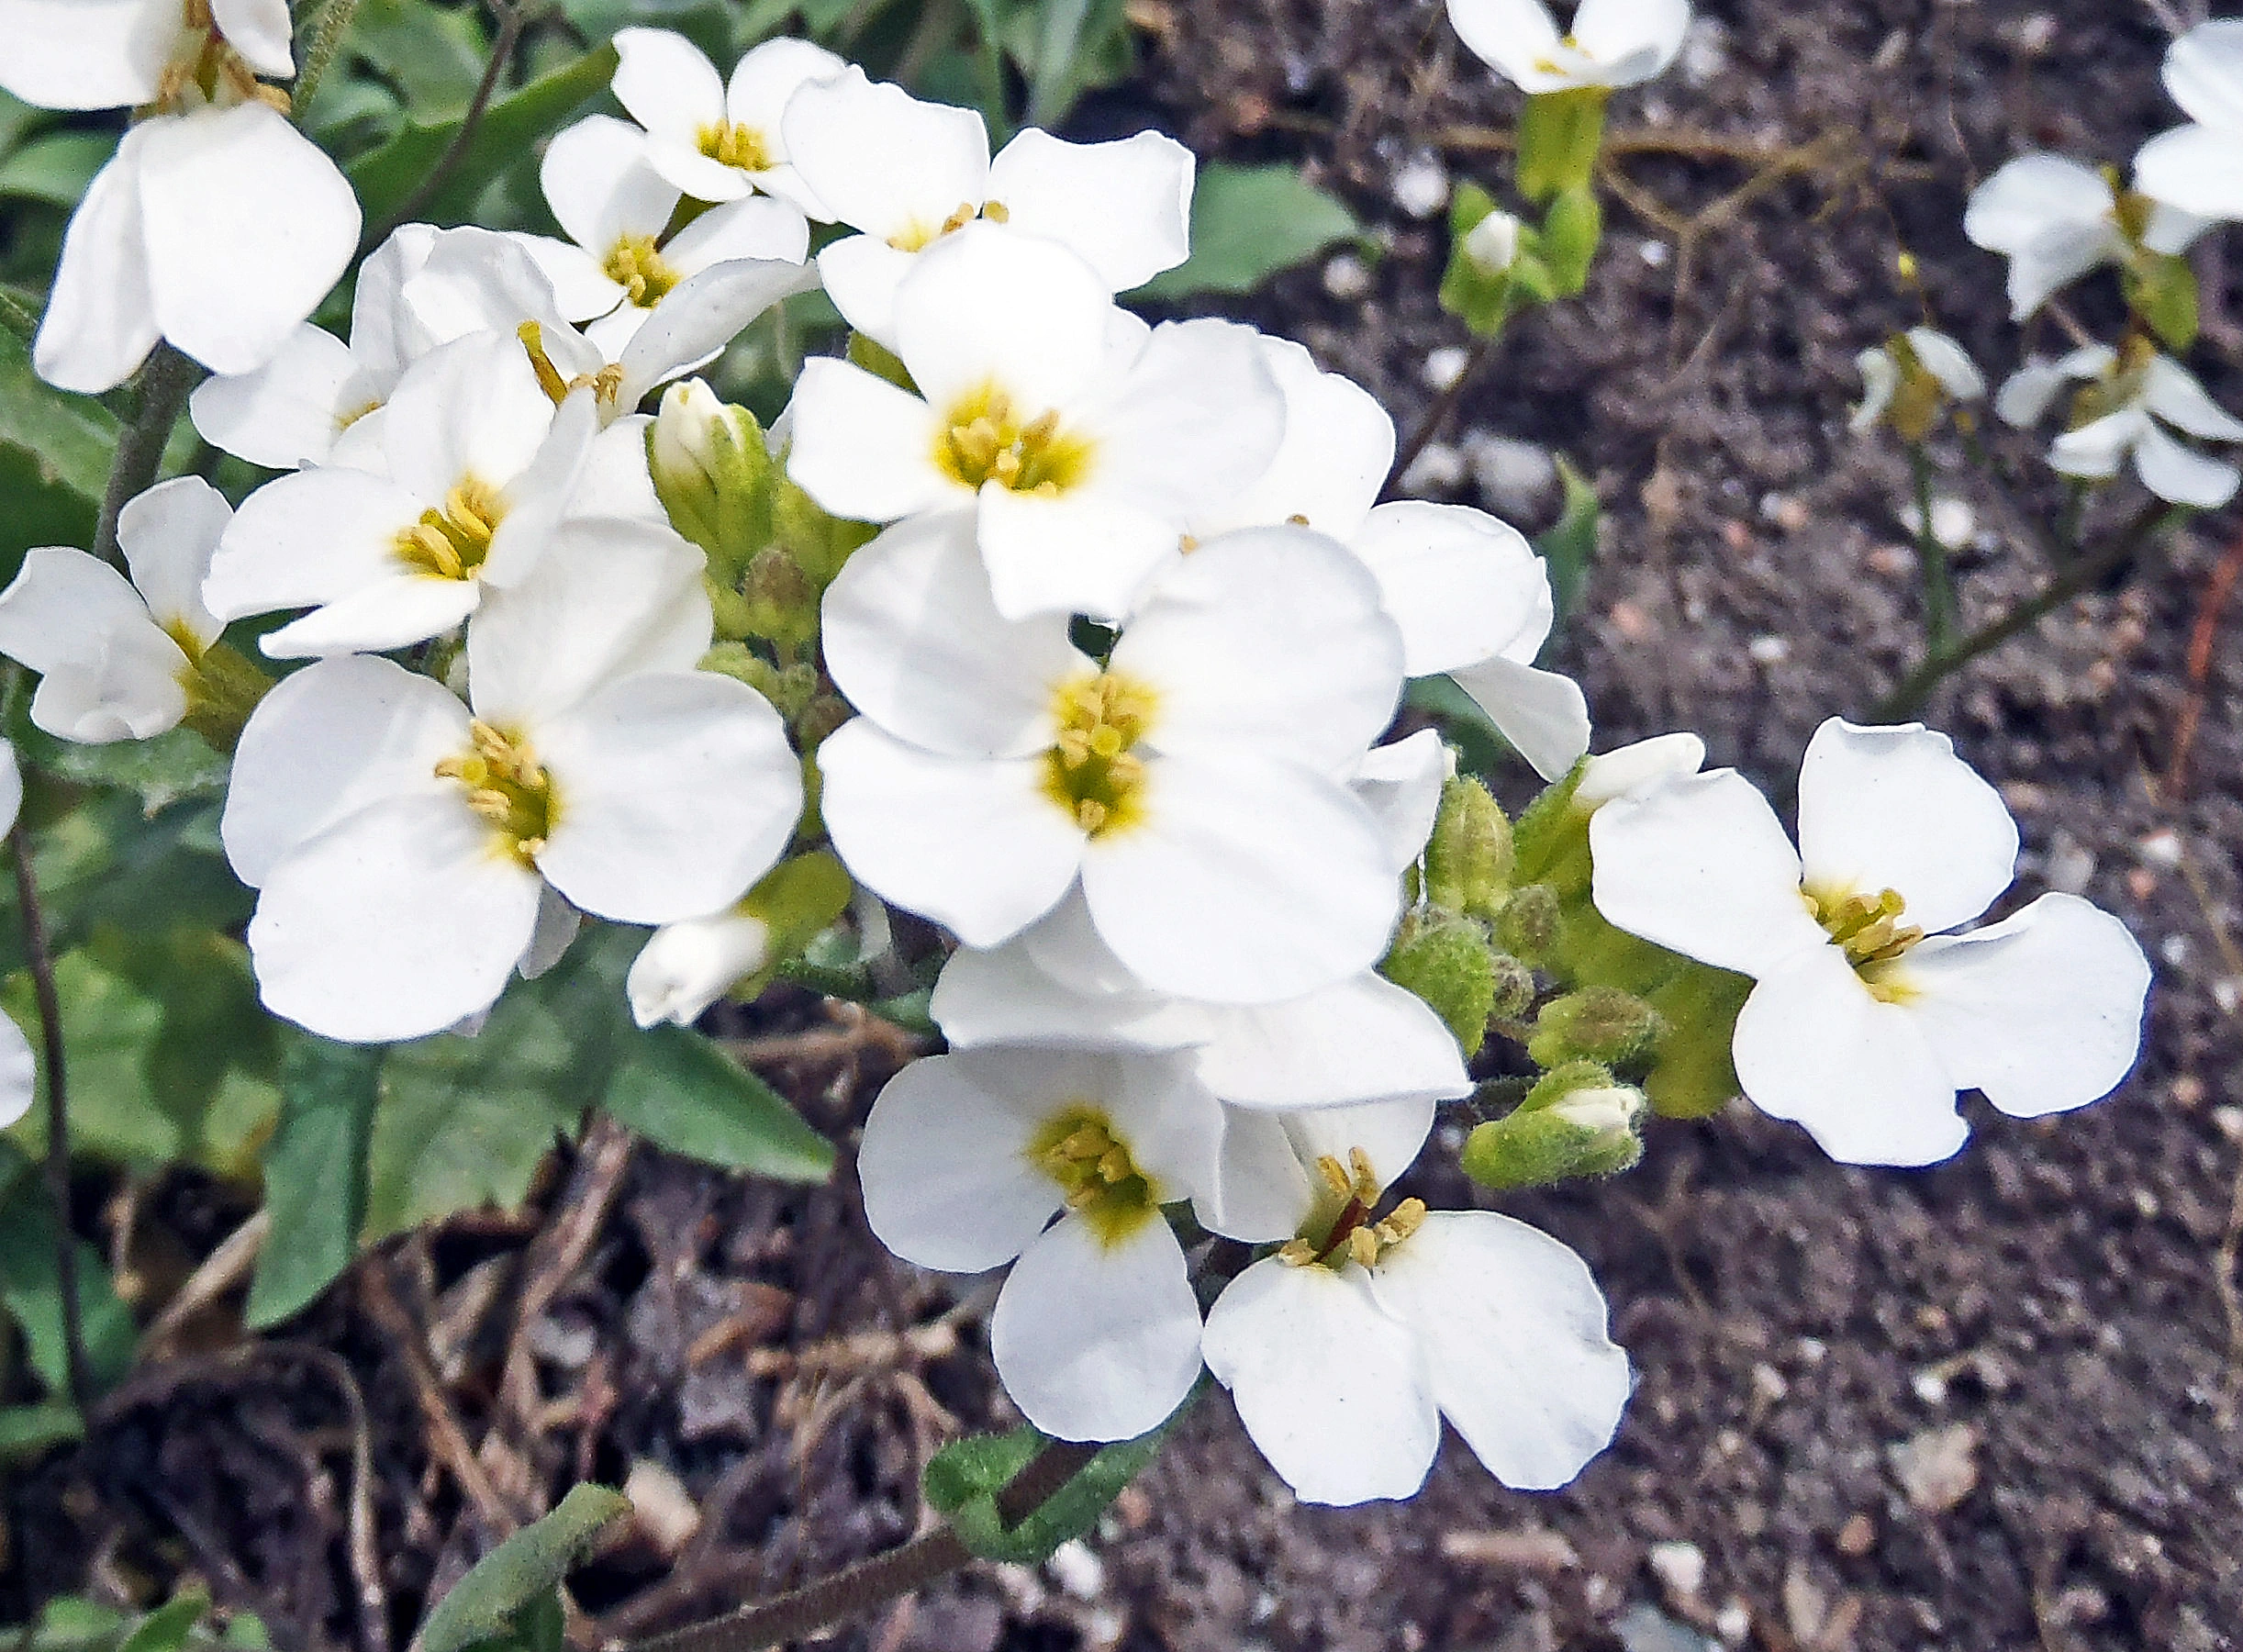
1805,885,1925,999
887,198,1010,253
698,120,774,172
935,382,1093,497
434,720,558,865
393,478,506,583
604,233,682,308
1042,672,1156,838
1277,1149,1428,1270
151,0,287,114
1029,1106,1161,1246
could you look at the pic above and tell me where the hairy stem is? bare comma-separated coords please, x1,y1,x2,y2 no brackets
363,1,531,247
1387,336,1495,497
9,819,96,1420
292,0,368,118
626,1442,1101,1652
1868,499,2183,723
94,345,201,568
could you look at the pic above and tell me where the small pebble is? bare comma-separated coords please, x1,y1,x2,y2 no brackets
1390,153,1450,218
1046,1538,1105,1601
1900,497,1976,549
1835,1512,1876,1556
2215,978,2243,1014
1640,240,1671,267
624,1459,703,1558
2043,830,2095,895
1466,431,1557,517
1713,1600,1751,1646
1679,17,1730,85
2160,934,2190,967
1748,635,1791,665
1322,251,1373,300
1647,1539,1706,1601
1400,441,1466,493
1888,1423,1979,1513
2013,13,2058,54
1423,345,1471,391
1758,492,1809,533
2137,829,2183,869
1912,1368,1947,1405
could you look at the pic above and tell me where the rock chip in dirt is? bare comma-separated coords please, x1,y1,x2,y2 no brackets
1887,1423,1981,1513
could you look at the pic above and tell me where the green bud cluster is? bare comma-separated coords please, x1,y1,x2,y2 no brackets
177,641,272,753
1381,774,1535,1056
1462,1058,1646,1190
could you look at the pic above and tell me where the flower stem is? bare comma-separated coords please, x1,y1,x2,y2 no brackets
363,0,533,249
94,344,201,569
1387,336,1495,497
1904,443,1955,654
8,816,96,1421
623,1441,1101,1652
292,0,368,119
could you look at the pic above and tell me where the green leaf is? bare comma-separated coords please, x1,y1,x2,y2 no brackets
605,1024,833,1182
1137,163,1361,300
245,1032,383,1328
418,1486,632,1652
1404,674,1507,778
0,132,117,208
117,1593,211,1652
347,44,620,229
13,725,231,815
0,1397,84,1458
1534,457,1601,631
926,1402,1188,1565
0,1141,138,1393
0,326,116,575
348,0,489,115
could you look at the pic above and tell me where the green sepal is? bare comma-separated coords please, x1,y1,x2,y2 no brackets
177,642,270,754
846,331,915,391
1423,774,1514,920
924,1397,1189,1565
2123,251,2199,353
1640,964,1752,1119
1516,87,1609,202
1464,1061,1645,1189
1527,984,1663,1067
1380,910,1498,1056
1538,185,1602,297
417,1486,631,1652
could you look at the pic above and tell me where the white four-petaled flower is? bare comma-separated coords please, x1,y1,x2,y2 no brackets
1962,154,2203,322
2135,19,2243,225
611,28,843,211
1445,0,1692,95
1997,343,2243,509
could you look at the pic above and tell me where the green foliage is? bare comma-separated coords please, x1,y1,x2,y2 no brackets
1463,1063,1645,1190
349,0,490,115
0,325,117,575
0,134,117,210
418,1485,632,1652
1535,458,1601,631
1515,86,1609,202
2123,251,2199,353
0,1141,138,1394
12,726,231,816
244,1033,383,1329
604,1023,833,1180
1138,164,1362,300
0,1591,265,1652
1538,185,1602,297
924,1403,1188,1564
347,44,621,229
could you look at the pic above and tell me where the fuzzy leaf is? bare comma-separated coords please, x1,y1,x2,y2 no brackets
418,1486,632,1652
245,1032,383,1328
1137,163,1360,299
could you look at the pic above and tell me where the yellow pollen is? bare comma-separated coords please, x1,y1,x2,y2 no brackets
1316,1154,1352,1198
887,200,1006,251
1028,1106,1161,1246
1805,885,1925,972
933,384,1092,497
698,120,773,172
433,720,557,865
1041,671,1157,839
604,233,682,308
393,478,506,582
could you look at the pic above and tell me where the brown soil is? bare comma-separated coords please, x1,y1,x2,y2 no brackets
8,2,2242,1650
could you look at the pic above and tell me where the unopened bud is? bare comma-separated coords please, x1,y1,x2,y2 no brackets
179,642,271,753
1381,911,1499,1057
1424,776,1514,919
1488,950,1536,1021
650,379,767,568
1463,207,1522,277
1527,985,1663,1067
1495,882,1560,964
1573,733,1707,808
1462,1070,1645,1190
627,851,854,1028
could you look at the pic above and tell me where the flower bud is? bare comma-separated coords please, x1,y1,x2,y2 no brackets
650,379,765,569
1462,1067,1646,1189
1527,985,1664,1068
1462,207,1523,277
1381,911,1499,1057
1424,775,1513,919
1495,882,1560,963
627,851,854,1028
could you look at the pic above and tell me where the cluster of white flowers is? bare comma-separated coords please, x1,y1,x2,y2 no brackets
0,0,2159,1512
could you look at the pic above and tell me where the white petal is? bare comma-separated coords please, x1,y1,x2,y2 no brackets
726,37,846,133
661,195,810,277
205,465,423,620
1198,970,1471,1109
500,235,621,324
780,357,954,522
1852,349,1897,433
894,223,1112,415
1192,336,1393,541
117,475,228,649
0,1010,33,1130
643,137,755,206
1117,527,1403,774
1350,500,1549,676
467,515,710,722
820,510,1090,759
974,486,1184,624
986,128,1194,291
33,132,158,395
812,233,917,346
480,385,601,588
248,791,544,1044
2141,199,2209,255
2135,122,2243,222
2132,422,2241,508
257,577,482,660
532,673,800,924
1082,753,1400,1004
1732,945,1969,1166
610,28,726,144
612,256,819,409
1280,1097,1436,1193
780,67,989,244
189,322,359,468
404,228,599,366
856,1049,1067,1272
517,884,581,980
221,654,471,888
1573,731,1704,806
1353,730,1449,875
0,0,173,109
1200,1106,1315,1244
816,721,1084,947
1891,893,2150,1120
1589,769,1825,977
1076,318,1289,521
2140,356,2243,441
1367,1211,1630,1490
0,548,184,743
1445,0,1568,93
1795,719,2018,933
210,0,294,76
0,744,17,839
1201,1258,1437,1506
2163,19,2243,132
1447,655,1593,781
1994,357,2070,429
1019,886,1146,995
1905,329,1985,401
140,105,361,377
990,1216,1203,1443
541,115,676,252
1963,154,2113,251
1569,0,1691,84
627,908,769,1028
929,939,1207,1052
2049,408,2149,481
381,329,557,508
568,413,667,523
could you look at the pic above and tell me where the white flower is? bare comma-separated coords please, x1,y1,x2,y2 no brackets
203,332,603,656
856,1045,1251,1441
816,513,1406,1003
1191,338,1590,776
1590,718,2152,1166
0,0,292,112
1200,1113,1629,1506
1999,342,2243,508
0,741,29,1129
930,888,1474,1111
520,114,810,357
1446,0,1692,95
611,28,842,209
191,225,593,470
787,223,1285,620
0,476,229,742
1963,155,2202,322
1851,328,1984,436
1571,731,1705,807
782,67,1193,346
628,907,772,1028
2135,19,2243,224
35,101,361,394
222,521,800,1043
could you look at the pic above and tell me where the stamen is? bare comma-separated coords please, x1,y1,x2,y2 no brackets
603,233,682,308
1028,1107,1160,1245
435,720,557,865
1042,671,1158,839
